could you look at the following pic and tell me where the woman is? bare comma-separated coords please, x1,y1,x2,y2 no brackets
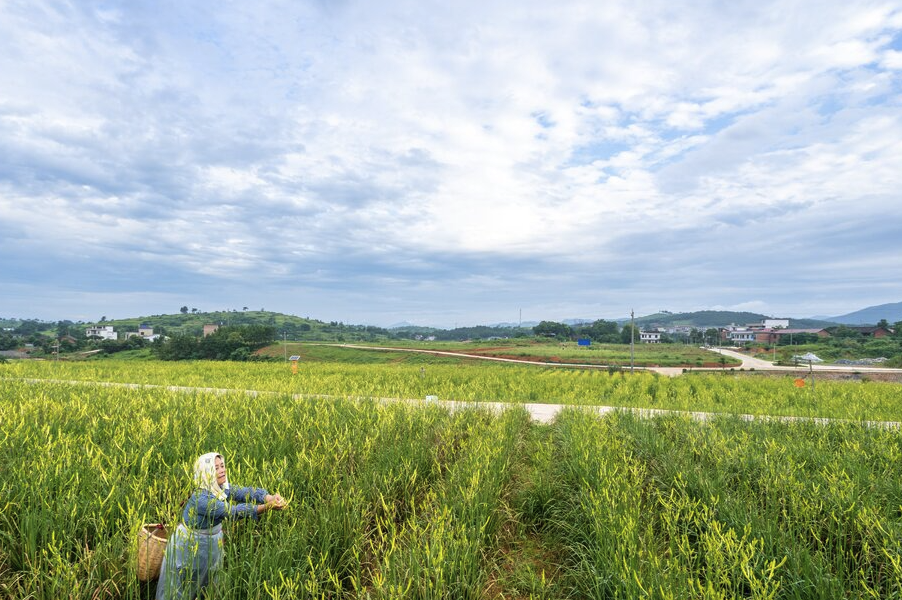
156,452,286,599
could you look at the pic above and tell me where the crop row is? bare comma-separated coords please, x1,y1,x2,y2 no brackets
4,359,902,420
538,409,902,598
0,379,528,599
3,372,902,598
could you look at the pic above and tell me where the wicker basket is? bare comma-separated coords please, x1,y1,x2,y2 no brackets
136,523,169,581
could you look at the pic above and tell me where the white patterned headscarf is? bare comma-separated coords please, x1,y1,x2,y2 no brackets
193,452,229,501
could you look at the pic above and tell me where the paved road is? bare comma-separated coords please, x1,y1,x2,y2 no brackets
707,347,902,375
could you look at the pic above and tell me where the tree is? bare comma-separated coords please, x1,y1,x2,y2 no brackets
55,320,75,338
180,306,189,314
533,321,573,339
154,333,199,360
833,325,858,339
620,323,639,344
877,318,889,330
704,328,720,346
575,319,620,343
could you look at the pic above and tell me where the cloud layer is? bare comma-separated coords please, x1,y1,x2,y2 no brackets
2,0,901,325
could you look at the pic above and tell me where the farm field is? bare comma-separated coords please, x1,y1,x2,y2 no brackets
2,373,902,599
5,358,902,420
312,339,741,368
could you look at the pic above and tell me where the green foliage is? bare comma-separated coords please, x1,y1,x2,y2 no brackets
153,325,276,361
541,410,902,598
574,319,620,343
532,321,573,339
0,334,18,351
0,378,526,599
5,364,902,598
9,360,902,421
619,323,639,344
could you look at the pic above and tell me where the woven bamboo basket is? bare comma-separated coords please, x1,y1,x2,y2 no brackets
136,524,168,581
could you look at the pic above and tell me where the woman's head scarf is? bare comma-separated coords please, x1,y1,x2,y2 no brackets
193,452,229,501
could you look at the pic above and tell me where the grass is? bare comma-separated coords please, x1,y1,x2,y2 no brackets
255,343,476,365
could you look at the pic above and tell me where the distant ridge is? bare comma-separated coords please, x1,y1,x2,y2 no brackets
608,310,837,329
827,301,902,325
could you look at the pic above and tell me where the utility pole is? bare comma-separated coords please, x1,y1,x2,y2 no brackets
630,309,635,373
283,331,287,361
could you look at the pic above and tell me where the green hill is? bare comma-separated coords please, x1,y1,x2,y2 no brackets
93,311,392,342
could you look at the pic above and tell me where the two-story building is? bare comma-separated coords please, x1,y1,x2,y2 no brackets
85,325,117,341
640,331,661,343
127,324,161,342
727,330,757,344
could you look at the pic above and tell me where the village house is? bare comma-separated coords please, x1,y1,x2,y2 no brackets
727,329,757,344
85,325,117,341
126,324,161,342
640,330,661,343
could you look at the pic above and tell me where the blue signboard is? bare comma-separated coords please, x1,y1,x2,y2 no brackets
577,339,591,346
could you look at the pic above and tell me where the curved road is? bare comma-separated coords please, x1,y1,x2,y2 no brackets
707,347,902,375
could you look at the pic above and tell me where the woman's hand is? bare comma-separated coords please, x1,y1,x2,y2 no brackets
264,493,287,510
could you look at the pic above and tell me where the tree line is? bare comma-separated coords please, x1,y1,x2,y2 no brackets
152,325,277,361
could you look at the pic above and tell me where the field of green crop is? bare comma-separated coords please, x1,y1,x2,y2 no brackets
316,340,738,368
4,359,902,420
3,361,902,598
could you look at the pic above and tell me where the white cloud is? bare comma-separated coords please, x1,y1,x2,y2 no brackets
2,0,902,324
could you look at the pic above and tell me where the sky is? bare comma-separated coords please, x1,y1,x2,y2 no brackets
2,1,902,328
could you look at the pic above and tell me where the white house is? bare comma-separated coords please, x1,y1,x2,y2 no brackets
640,331,661,344
85,325,117,341
126,325,161,342
728,330,756,344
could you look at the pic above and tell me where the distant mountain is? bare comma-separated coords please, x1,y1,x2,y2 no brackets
491,321,539,328
827,302,902,325
617,310,837,329
562,318,595,326
632,311,769,328
789,318,839,329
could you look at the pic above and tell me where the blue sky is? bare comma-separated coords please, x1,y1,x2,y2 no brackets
2,0,901,327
